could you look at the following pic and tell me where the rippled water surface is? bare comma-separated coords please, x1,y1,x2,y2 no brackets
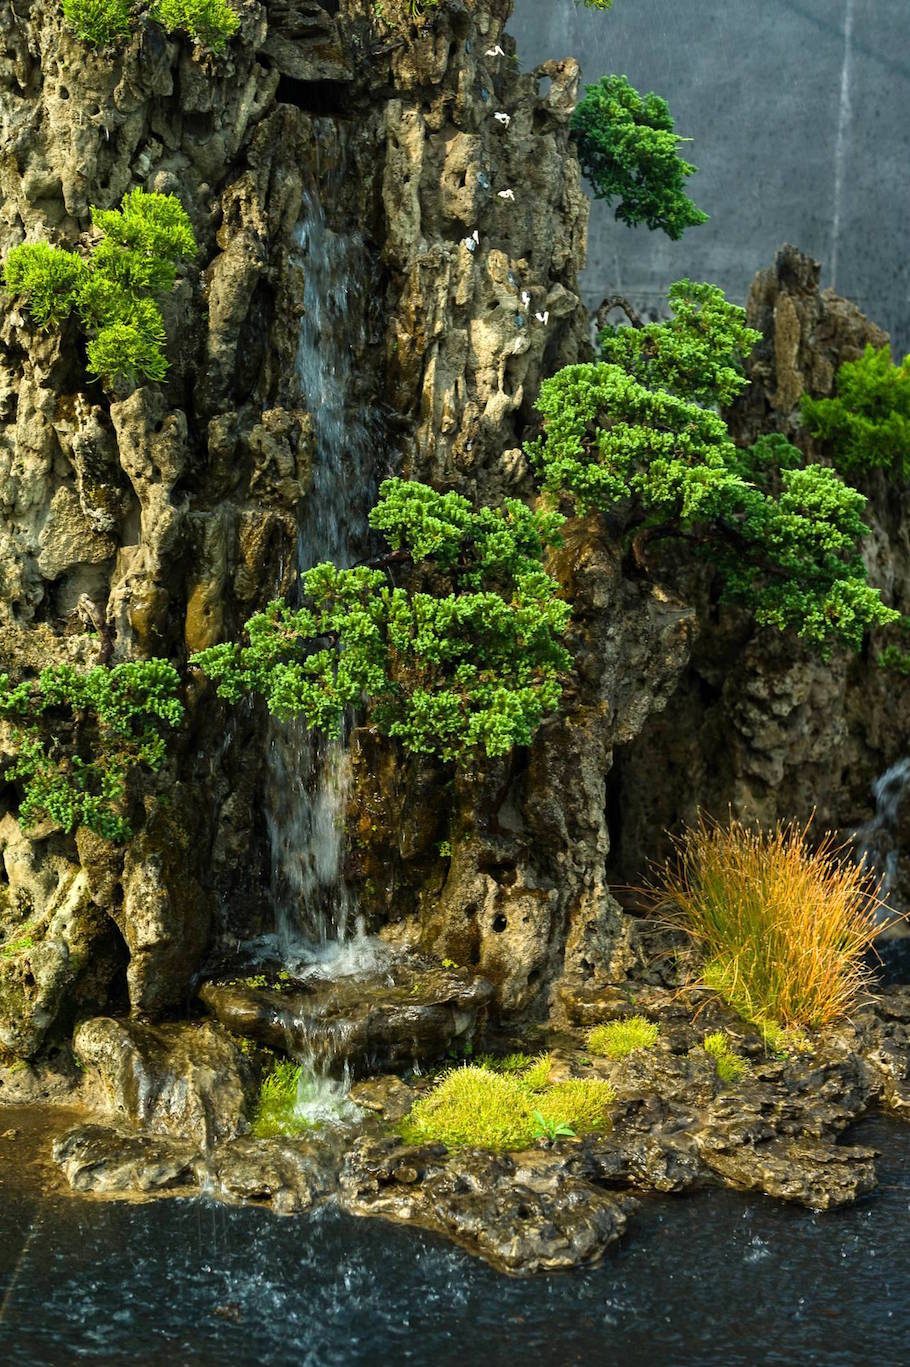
2,1111,909,1365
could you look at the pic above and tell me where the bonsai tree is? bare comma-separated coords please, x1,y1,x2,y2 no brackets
192,479,572,763
801,344,910,479
3,189,196,391
0,661,184,841
527,281,898,654
571,74,708,239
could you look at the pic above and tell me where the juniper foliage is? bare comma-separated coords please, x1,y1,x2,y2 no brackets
3,190,196,390
801,344,910,479
192,479,572,762
0,661,184,842
60,0,238,50
527,281,898,653
570,74,708,239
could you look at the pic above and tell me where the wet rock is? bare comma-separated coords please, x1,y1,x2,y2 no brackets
349,1074,417,1123
0,815,121,1060
201,1135,339,1214
54,1124,198,1194
198,958,493,1075
74,1016,253,1148
697,1134,877,1211
340,1135,631,1275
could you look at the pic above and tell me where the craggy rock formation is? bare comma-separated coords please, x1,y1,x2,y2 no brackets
5,3,910,1278
606,245,910,886
0,0,597,1053
46,978,910,1273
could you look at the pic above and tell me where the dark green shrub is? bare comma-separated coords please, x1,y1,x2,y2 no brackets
0,660,184,842
192,479,572,763
570,74,708,239
3,189,196,391
801,345,910,478
527,282,898,654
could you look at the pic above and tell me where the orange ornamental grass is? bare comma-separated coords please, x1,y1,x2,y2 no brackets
649,816,892,1030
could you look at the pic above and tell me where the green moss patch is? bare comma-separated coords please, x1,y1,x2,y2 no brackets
401,1058,614,1152
701,1031,748,1085
587,1015,659,1059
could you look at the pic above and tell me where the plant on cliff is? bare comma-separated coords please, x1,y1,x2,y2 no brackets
61,0,238,50
801,344,910,479
527,280,899,655
252,1061,304,1138
60,0,131,45
192,479,572,763
570,75,708,239
401,1059,614,1151
0,660,183,842
3,189,196,391
651,818,887,1029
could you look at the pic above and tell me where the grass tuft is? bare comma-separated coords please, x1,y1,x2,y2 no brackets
650,817,887,1029
475,1051,535,1074
401,1061,614,1151
701,1030,748,1084
251,1060,305,1138
588,1015,659,1059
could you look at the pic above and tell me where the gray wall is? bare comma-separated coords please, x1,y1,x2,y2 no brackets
512,0,910,356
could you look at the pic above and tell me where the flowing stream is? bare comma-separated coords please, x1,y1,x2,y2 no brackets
254,144,394,1124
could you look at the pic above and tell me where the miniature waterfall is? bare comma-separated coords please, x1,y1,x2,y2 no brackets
854,757,910,927
265,180,379,969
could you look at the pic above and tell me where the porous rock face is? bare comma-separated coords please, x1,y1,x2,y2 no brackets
605,245,910,886
0,0,609,1049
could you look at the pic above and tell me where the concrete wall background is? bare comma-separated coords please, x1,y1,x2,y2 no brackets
511,0,910,356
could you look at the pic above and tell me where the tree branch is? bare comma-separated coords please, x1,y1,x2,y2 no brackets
596,295,644,331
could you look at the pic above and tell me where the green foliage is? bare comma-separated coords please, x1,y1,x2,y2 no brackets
2,242,87,329
701,1031,748,1084
252,1061,305,1138
60,0,238,50
3,190,196,391
801,345,910,479
531,1111,575,1141
60,0,131,46
599,280,762,407
193,479,572,763
587,1015,659,1059
149,0,239,51
0,660,183,842
528,283,899,655
475,1051,535,1074
570,75,708,239
401,1060,613,1151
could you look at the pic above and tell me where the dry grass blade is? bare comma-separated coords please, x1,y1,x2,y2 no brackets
644,815,896,1029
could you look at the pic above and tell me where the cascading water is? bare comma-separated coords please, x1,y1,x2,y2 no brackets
854,757,910,928
265,179,380,972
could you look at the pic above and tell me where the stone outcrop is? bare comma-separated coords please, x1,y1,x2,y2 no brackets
605,245,910,886
0,0,593,1047
199,955,495,1073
